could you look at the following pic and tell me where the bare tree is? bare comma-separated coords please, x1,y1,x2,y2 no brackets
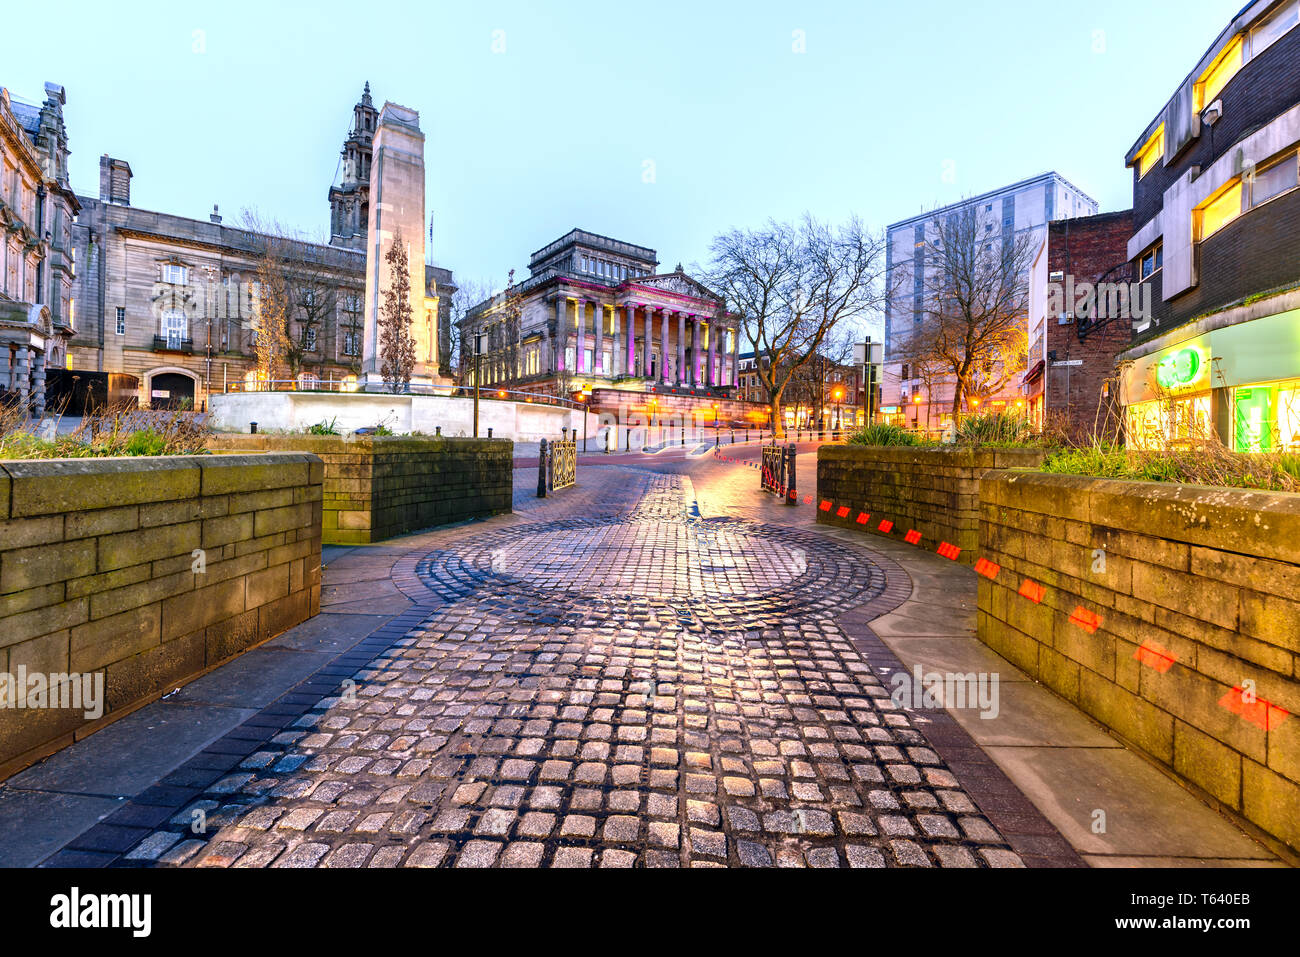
378,227,417,393
450,277,493,385
903,204,1036,419
703,214,887,436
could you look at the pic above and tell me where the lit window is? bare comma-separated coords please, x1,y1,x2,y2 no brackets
1250,151,1299,207
1251,0,1298,57
1196,179,1243,241
1194,35,1243,112
1135,124,1165,178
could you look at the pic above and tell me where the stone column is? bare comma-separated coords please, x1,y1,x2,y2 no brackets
575,300,586,375
611,304,621,377
555,298,567,371
661,309,672,385
707,320,717,389
15,346,30,409
32,350,45,417
677,313,686,386
690,318,700,387
594,302,604,375
626,304,637,377
641,307,652,379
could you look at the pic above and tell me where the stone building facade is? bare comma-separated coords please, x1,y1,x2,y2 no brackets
64,84,455,410
0,82,79,417
463,229,741,415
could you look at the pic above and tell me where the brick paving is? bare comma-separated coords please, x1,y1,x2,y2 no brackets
85,466,1037,869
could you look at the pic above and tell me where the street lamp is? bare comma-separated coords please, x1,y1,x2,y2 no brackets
472,330,484,438
712,402,720,446
832,386,845,436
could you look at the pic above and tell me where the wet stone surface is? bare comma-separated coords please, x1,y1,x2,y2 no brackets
117,474,1023,868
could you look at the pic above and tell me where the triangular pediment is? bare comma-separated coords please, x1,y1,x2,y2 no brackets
631,271,723,305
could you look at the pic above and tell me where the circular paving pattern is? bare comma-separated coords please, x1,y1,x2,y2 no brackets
416,515,886,628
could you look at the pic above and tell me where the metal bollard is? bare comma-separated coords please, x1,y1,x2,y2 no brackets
604,430,610,454
537,438,548,498
250,422,258,434
786,445,798,506
435,426,441,436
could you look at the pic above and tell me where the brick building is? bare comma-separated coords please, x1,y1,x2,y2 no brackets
1119,0,1300,451
1024,210,1135,440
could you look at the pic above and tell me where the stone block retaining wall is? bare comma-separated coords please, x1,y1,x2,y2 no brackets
0,453,322,776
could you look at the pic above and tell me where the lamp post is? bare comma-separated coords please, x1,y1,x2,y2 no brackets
712,403,720,447
472,330,484,438
833,386,844,438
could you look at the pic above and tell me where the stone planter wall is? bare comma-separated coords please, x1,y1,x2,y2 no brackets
0,453,323,777
208,435,513,544
816,446,1047,564
979,470,1300,851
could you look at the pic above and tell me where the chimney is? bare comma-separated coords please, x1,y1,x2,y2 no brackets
98,154,132,205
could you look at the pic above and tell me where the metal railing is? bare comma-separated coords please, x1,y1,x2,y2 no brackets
538,430,578,497
760,443,798,506
221,380,583,410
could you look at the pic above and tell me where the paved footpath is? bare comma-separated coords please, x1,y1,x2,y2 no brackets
0,450,1280,868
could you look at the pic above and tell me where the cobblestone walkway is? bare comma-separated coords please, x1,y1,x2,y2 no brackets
112,472,1025,868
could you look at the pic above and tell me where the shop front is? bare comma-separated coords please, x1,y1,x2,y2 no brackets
1120,307,1300,452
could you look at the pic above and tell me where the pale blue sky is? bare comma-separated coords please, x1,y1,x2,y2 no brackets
8,0,1235,291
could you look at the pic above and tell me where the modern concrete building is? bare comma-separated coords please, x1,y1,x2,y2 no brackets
1119,0,1300,452
882,172,1099,430
0,82,78,417
463,229,742,417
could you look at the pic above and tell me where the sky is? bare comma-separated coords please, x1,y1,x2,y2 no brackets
7,0,1236,303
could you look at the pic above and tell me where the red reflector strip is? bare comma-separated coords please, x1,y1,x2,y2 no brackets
836,506,851,519
1219,688,1291,731
819,500,832,512
904,530,922,545
788,490,798,501
1133,642,1176,674
1069,606,1102,634
937,542,961,561
804,496,813,505
1018,579,1045,604
878,520,894,533
974,558,1001,580
856,512,870,525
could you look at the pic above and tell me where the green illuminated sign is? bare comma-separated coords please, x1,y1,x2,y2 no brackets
1156,347,1203,389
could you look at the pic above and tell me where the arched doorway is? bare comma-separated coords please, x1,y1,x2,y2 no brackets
149,371,196,411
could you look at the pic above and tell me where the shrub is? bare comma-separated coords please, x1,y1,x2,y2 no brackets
1041,442,1300,493
0,406,211,460
307,417,340,436
847,423,918,447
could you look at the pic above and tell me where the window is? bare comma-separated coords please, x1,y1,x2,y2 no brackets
115,307,125,335
1194,34,1243,111
1196,180,1243,241
343,330,360,356
162,263,188,285
161,309,187,348
1250,151,1299,207
304,327,317,351
1135,124,1165,178
1139,243,1164,280
1251,0,1298,57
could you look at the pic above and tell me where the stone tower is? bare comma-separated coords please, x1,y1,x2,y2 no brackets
361,101,440,388
328,83,377,250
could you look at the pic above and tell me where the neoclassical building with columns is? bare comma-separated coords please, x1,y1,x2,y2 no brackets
464,229,742,413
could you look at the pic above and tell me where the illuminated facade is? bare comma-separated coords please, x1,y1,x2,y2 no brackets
463,229,741,403
0,83,78,418
1119,0,1300,451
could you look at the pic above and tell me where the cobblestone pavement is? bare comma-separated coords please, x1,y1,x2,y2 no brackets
108,468,1027,868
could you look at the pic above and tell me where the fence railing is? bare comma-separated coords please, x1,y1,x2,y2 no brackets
538,431,578,497
222,380,582,410
760,443,798,506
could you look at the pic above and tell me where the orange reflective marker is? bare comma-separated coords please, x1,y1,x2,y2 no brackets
974,558,1001,580
1133,642,1176,674
819,500,832,512
836,506,851,519
878,520,894,533
1069,606,1103,634
804,496,814,505
937,542,961,561
905,530,922,545
1219,687,1291,731
856,512,870,525
1018,579,1045,604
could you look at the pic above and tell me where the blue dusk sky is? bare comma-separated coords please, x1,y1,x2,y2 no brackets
7,0,1235,295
